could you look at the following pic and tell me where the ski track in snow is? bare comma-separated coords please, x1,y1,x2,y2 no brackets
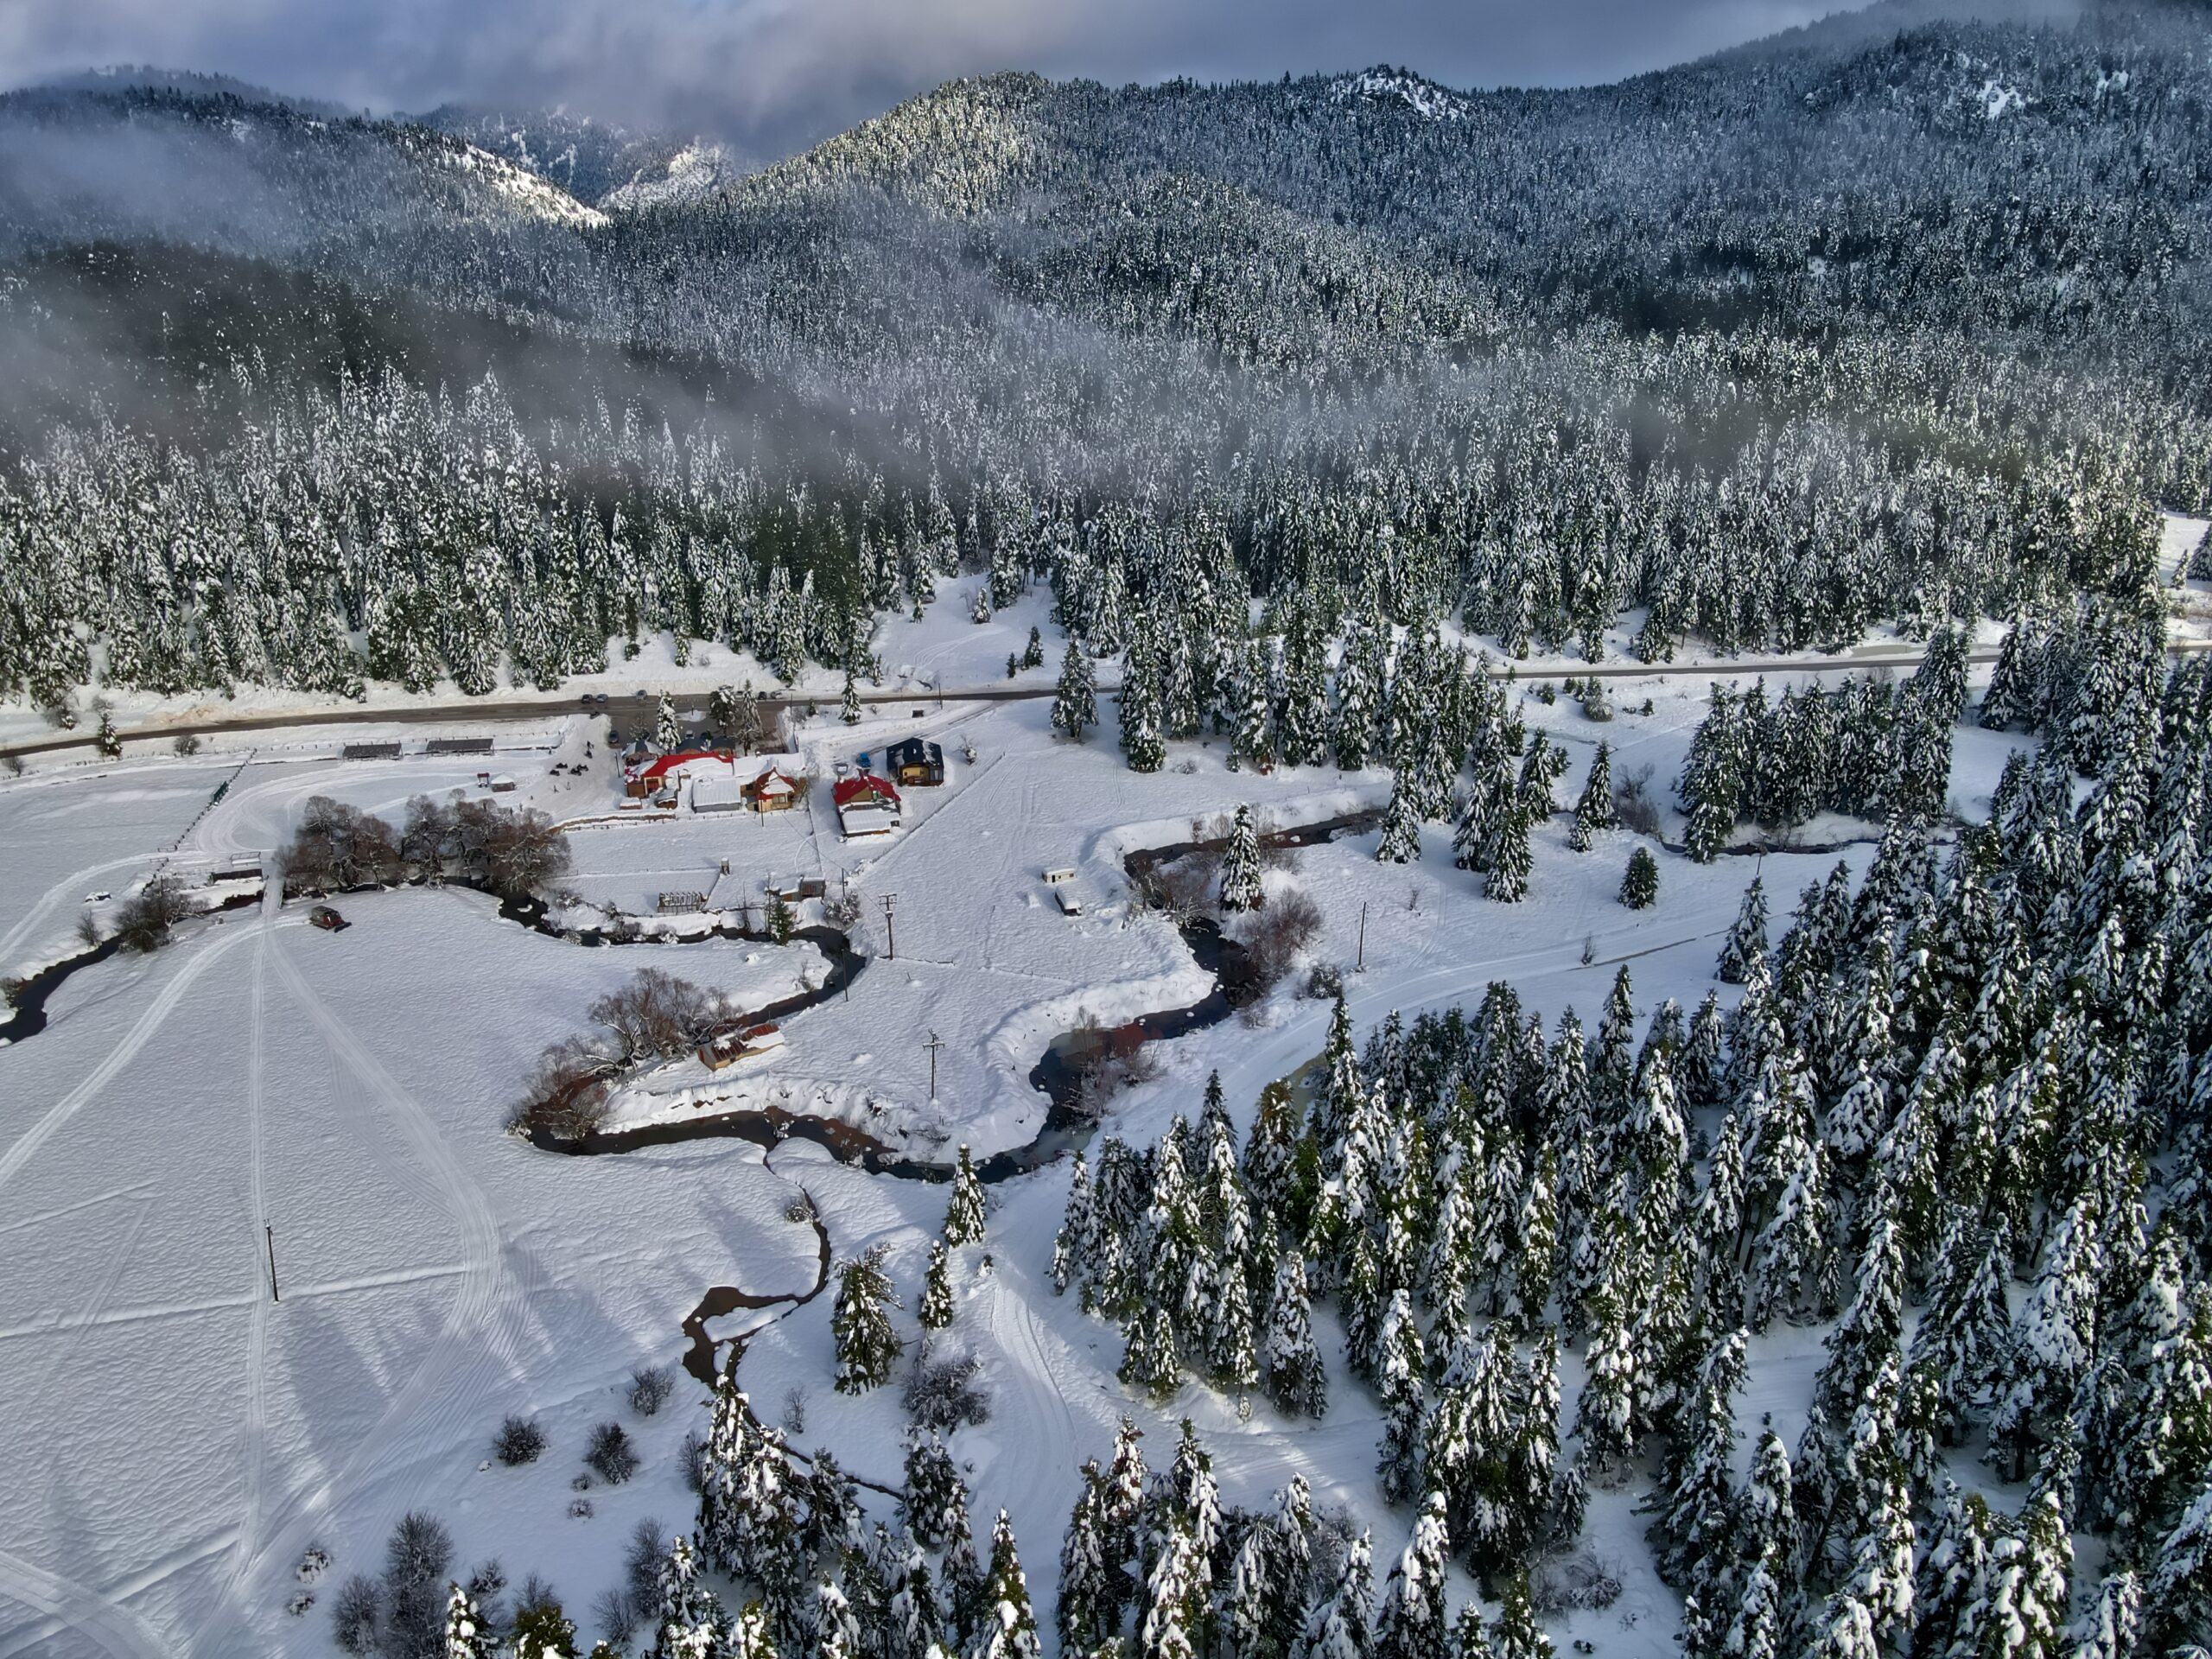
0,1548,172,1659
0,922,260,1198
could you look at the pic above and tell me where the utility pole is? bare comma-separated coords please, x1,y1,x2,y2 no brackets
925,1030,945,1102
265,1224,281,1304
1357,901,1368,972
881,893,899,961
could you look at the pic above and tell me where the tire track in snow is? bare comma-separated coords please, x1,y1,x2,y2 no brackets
0,923,259,1198
981,1264,1084,1528
0,853,171,970
0,1548,171,1659
191,936,524,1654
219,911,275,1628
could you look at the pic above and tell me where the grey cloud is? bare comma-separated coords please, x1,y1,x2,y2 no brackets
0,0,1986,156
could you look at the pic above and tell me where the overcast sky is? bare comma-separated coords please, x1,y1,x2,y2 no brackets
3,0,1889,153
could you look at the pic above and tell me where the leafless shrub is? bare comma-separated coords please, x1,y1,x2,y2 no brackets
75,911,100,948
113,876,191,953
680,1428,709,1493
590,1585,634,1644
905,1342,991,1430
1,753,22,777
173,734,202,756
330,1576,379,1653
622,1519,665,1624
785,1192,818,1224
1132,856,1214,925
0,977,22,1011
629,1364,674,1417
588,969,718,1066
781,1385,809,1433
1235,887,1323,989
506,1035,616,1141
1614,766,1661,837
283,796,402,895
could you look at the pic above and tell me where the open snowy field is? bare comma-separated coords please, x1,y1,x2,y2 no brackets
0,626,2076,1658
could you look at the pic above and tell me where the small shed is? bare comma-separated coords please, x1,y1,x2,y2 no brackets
1042,867,1077,886
884,736,945,786
699,1024,786,1071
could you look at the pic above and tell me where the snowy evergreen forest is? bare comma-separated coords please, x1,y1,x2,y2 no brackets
4,1,2212,711
1039,622,2212,1659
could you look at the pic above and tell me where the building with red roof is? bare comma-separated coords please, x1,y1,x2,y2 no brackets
833,773,902,838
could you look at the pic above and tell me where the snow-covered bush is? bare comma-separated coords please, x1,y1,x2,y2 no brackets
493,1415,546,1465
679,1428,709,1492
585,1421,639,1484
1304,961,1345,1000
905,1341,991,1430
1529,1548,1623,1614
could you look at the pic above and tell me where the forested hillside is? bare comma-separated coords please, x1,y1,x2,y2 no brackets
2,0,2209,718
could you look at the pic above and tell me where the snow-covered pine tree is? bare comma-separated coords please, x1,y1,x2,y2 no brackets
1059,1461,1121,1656
1373,1494,1451,1659
833,1245,903,1393
1376,1290,1430,1503
841,667,862,726
816,1576,864,1659
1567,741,1617,852
1121,1304,1182,1402
1120,621,1167,772
1053,637,1097,741
1981,615,2037,731
1620,846,1659,909
944,1147,988,1246
1377,776,1424,864
970,1510,1042,1659
1221,805,1265,910
1140,1517,1211,1659
649,1536,728,1659
1719,876,1768,984
903,1429,969,1550
1296,1530,1373,1659
443,1581,497,1659
698,1380,804,1612
1243,1084,1303,1226
1490,1572,1552,1659
1260,1243,1328,1417
920,1239,957,1331
1647,1326,1746,1599
1484,801,1534,902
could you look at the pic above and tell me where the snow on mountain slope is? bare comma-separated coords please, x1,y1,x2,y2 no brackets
1330,67,1472,121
